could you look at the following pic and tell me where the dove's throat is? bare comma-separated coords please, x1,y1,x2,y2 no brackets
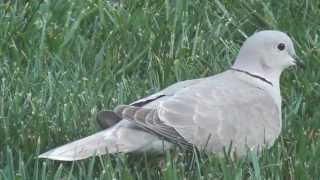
232,56,282,89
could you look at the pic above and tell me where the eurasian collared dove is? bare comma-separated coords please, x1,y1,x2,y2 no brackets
39,30,303,161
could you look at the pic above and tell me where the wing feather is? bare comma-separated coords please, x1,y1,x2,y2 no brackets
115,105,192,148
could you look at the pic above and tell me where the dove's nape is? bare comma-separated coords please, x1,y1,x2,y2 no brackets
39,30,301,161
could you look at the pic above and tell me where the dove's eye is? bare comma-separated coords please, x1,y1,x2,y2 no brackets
277,43,286,51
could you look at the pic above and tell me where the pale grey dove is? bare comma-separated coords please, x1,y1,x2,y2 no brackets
39,30,303,161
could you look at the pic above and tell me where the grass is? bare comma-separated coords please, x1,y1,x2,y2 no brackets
0,0,320,179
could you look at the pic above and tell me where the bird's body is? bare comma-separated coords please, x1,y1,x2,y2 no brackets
39,30,302,161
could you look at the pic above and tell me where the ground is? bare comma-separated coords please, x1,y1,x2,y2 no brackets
0,0,320,179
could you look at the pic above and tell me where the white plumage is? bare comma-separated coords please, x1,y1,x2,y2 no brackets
39,30,302,161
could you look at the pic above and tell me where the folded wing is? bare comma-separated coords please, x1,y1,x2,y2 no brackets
158,72,281,153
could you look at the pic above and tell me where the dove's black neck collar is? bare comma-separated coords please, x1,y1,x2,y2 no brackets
230,68,273,86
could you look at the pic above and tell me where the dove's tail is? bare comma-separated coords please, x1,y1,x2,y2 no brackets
38,124,159,161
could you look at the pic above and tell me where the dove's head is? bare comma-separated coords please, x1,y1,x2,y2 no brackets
233,30,303,81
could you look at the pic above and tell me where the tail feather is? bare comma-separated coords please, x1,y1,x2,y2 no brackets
38,130,120,161
38,123,159,161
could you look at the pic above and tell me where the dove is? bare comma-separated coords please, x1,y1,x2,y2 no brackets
39,30,303,161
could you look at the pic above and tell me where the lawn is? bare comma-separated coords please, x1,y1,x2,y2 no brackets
0,0,320,179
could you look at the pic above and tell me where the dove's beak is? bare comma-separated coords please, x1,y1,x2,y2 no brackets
293,55,305,69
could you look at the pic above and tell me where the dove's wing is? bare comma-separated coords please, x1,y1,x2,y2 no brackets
122,71,281,154
159,71,281,153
